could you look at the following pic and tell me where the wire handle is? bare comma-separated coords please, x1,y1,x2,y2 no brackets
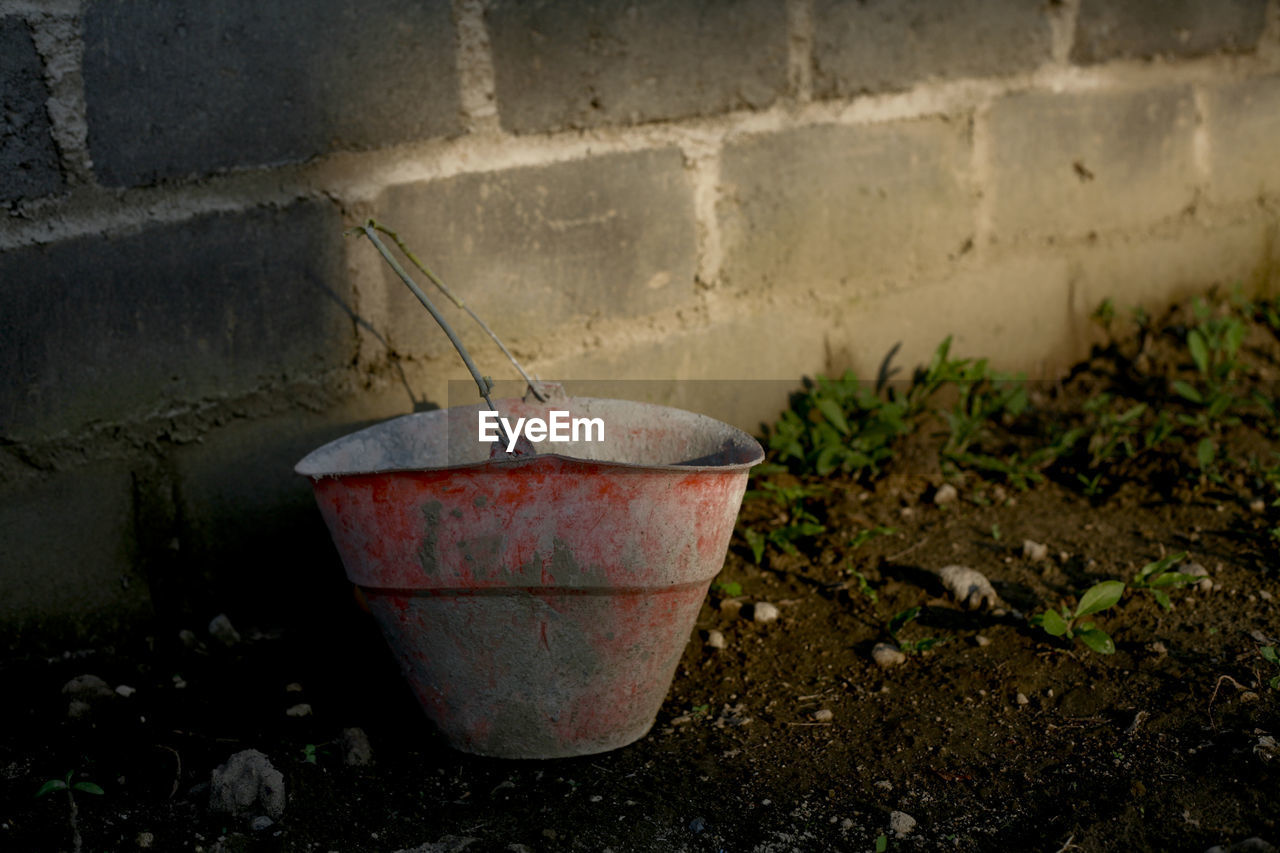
352,221,543,454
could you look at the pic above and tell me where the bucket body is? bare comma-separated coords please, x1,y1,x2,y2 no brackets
296,397,762,758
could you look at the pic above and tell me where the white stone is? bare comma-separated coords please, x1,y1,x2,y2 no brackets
752,602,780,623
937,564,1000,610
889,810,917,837
872,643,906,668
933,483,958,505
1022,539,1049,561
705,629,727,649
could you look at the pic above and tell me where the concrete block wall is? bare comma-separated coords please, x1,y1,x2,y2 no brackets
2,0,1279,647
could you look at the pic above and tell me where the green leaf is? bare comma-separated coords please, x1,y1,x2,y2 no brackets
1149,572,1199,589
72,782,104,795
876,834,889,853
1075,627,1116,655
1075,580,1125,618
1262,645,1279,664
1035,608,1070,637
1187,329,1209,375
888,606,920,636
1172,380,1203,404
815,398,850,436
1196,438,1216,470
1153,590,1171,611
1225,320,1245,358
35,779,67,798
743,528,765,565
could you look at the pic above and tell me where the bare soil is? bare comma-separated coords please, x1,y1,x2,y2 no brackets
3,296,1279,853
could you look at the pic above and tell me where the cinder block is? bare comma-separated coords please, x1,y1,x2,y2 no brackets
833,254,1078,379
0,463,150,647
82,0,461,186
1073,0,1268,64
988,88,1197,242
532,310,832,433
0,18,61,203
169,391,409,617
373,149,699,361
486,0,787,134
0,201,355,439
813,0,1053,98
718,121,974,296
1205,75,1280,206
1067,221,1279,320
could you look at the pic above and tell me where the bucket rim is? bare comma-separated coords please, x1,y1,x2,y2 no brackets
294,396,766,479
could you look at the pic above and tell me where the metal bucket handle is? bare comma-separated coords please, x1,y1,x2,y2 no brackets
351,220,558,453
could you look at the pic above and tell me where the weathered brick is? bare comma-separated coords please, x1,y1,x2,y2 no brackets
1068,221,1278,320
534,311,831,431
486,0,787,134
0,462,150,647
374,149,698,360
1205,75,1280,206
0,18,61,203
988,88,1197,242
170,395,408,617
1073,0,1268,64
718,121,974,295
839,255,1077,376
82,0,461,186
0,201,355,438
813,0,1053,98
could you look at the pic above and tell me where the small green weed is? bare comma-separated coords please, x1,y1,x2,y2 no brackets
1030,580,1125,654
36,770,103,853
740,480,828,564
887,606,945,653
1260,646,1280,689
711,580,743,597
1129,551,1198,611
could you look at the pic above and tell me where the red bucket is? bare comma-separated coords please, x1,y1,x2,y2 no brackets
297,397,762,758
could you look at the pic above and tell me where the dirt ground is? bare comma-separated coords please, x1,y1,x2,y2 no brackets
3,292,1279,853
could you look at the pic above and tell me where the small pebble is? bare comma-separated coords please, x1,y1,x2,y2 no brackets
840,818,855,830
688,817,707,834
285,703,312,718
874,780,893,791
341,727,373,767
1022,540,1049,562
249,816,274,832
136,831,155,848
1148,641,1169,656
1016,692,1030,706
178,629,199,649
811,709,833,723
974,635,991,647
208,613,241,648
889,810,917,838
937,564,1000,611
933,484,958,506
115,684,137,698
1260,590,1274,602
1180,561,1209,578
1251,499,1267,514
705,630,727,650
752,602,780,624
719,599,743,618
872,643,906,668
285,682,304,693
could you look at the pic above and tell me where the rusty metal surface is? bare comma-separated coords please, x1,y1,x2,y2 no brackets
297,398,762,758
